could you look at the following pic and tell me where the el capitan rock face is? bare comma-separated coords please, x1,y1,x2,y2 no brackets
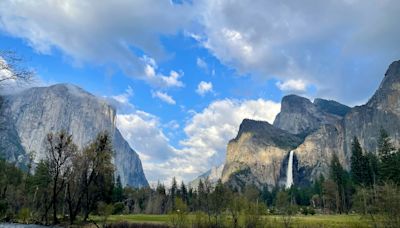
0,84,148,187
221,60,400,190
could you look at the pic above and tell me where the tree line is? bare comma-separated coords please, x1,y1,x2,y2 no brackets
0,131,120,225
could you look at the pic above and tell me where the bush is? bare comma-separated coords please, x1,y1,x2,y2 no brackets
18,208,31,224
0,200,8,219
243,202,263,228
308,207,316,215
300,206,315,215
168,198,188,228
113,202,125,214
191,211,208,228
98,201,114,226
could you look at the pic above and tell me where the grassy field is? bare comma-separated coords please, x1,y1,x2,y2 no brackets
91,214,372,227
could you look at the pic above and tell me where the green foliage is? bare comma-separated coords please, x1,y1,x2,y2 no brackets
0,199,8,219
329,153,353,213
350,137,366,185
98,201,114,227
168,198,188,228
112,176,124,203
17,207,30,224
113,202,125,215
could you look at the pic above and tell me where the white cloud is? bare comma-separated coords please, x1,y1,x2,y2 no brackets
116,98,280,184
194,0,400,104
178,98,281,180
0,0,191,88
152,91,176,105
276,79,307,93
112,86,133,105
105,86,135,113
143,56,184,88
196,81,213,96
196,57,208,71
116,111,178,183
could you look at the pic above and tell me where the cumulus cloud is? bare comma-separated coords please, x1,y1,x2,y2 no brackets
194,0,400,104
116,111,178,182
112,86,133,105
0,0,191,88
152,91,176,105
116,98,280,184
196,81,213,96
3,0,399,103
178,98,281,179
143,56,184,88
276,79,307,93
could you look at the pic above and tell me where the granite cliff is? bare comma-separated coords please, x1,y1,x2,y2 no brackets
0,84,148,187
221,60,400,190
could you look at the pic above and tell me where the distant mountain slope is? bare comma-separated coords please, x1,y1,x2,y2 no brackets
189,164,224,189
0,83,148,187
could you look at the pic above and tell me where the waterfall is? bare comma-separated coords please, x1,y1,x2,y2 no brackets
285,150,294,189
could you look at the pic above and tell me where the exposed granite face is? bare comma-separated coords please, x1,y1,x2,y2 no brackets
293,123,346,181
222,60,400,189
367,60,400,114
221,119,303,189
0,84,148,187
314,98,351,117
273,95,344,135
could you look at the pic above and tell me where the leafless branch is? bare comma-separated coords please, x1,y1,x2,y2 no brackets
0,50,35,87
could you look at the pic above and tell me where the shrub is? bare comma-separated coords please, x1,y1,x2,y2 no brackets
113,202,125,214
168,198,188,228
18,208,31,224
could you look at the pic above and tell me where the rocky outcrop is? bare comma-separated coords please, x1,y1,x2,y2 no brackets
273,95,347,136
221,119,303,189
0,84,148,187
222,60,400,190
314,98,351,117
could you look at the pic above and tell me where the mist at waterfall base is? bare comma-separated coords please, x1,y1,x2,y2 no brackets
285,151,294,189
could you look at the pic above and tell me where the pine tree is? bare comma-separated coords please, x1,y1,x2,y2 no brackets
351,137,365,185
169,177,177,211
329,153,352,213
365,152,379,186
112,175,124,203
378,128,396,182
180,181,188,204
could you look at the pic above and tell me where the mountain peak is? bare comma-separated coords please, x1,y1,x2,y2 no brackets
274,94,342,135
367,60,400,112
281,95,313,112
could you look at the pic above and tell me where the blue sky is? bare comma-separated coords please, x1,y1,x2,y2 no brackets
0,0,399,184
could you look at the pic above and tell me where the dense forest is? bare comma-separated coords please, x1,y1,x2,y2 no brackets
1,128,400,227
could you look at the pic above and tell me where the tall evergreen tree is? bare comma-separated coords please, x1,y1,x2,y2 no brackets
378,128,396,182
169,177,177,211
351,137,365,185
180,181,188,204
330,153,352,213
112,175,124,203
365,152,379,186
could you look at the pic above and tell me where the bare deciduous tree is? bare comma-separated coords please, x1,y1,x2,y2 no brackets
45,131,77,225
0,50,35,87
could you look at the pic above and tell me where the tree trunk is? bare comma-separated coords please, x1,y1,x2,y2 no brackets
52,180,58,224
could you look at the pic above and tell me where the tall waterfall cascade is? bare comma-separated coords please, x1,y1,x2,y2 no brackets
285,150,294,188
